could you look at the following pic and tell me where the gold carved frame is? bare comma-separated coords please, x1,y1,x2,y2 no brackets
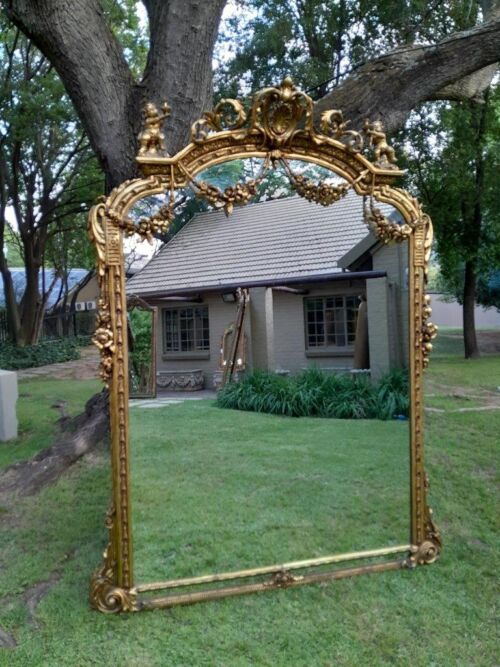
88,78,440,613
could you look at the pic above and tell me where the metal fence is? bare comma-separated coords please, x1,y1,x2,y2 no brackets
0,310,96,345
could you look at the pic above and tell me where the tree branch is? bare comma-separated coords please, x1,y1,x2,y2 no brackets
2,0,136,187
313,17,500,133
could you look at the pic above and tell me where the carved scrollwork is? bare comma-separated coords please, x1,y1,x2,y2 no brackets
320,109,364,152
411,540,441,565
90,506,138,613
192,98,247,143
249,76,314,147
190,77,317,150
187,78,398,171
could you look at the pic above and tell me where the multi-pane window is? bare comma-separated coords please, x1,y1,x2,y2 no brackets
305,296,359,349
163,306,209,353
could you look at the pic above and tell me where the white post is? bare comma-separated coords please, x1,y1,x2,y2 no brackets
0,369,18,441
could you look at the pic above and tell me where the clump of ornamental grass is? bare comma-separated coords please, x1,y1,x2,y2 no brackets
216,368,409,420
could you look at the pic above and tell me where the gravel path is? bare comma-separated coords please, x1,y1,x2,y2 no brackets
17,346,100,381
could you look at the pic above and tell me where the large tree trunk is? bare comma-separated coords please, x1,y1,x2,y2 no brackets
0,263,21,344
463,260,480,359
461,95,489,360
2,0,227,189
18,253,41,345
0,390,109,497
2,1,500,189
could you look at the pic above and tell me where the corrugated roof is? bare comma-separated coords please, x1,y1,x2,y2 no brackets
0,268,90,308
127,192,393,295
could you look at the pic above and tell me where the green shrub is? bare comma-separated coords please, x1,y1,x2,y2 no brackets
74,334,93,347
128,309,154,393
217,368,409,420
0,339,80,370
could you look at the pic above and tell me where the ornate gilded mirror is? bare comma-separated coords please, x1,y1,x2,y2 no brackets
89,78,440,613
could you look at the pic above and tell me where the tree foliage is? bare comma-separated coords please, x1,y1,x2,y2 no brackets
402,85,500,355
216,0,481,98
0,16,102,344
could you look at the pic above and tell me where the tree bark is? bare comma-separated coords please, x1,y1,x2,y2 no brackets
18,248,41,345
463,260,480,359
0,390,109,497
2,0,226,189
2,1,500,188
461,94,489,360
0,263,21,343
314,18,500,134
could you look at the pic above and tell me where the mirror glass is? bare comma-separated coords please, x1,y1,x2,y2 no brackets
127,296,156,399
125,160,410,585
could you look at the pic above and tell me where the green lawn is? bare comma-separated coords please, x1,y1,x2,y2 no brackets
0,378,101,469
130,405,409,584
0,350,498,666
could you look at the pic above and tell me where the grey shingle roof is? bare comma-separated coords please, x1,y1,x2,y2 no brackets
127,192,391,296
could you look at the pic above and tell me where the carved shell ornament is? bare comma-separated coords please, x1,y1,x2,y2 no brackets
87,76,440,613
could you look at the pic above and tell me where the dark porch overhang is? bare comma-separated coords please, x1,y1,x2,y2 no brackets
130,270,387,300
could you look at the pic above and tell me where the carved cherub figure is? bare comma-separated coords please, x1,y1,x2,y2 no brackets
363,119,397,166
138,102,171,155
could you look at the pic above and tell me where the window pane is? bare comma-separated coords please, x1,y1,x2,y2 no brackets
164,306,209,353
305,295,359,349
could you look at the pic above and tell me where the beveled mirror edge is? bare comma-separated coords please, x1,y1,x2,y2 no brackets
88,78,441,614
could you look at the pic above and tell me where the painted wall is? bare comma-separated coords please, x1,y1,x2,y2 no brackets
151,265,407,387
371,240,409,371
427,293,500,329
153,293,253,389
75,275,99,305
271,281,366,374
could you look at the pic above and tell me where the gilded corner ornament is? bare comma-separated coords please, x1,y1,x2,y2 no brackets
90,507,138,613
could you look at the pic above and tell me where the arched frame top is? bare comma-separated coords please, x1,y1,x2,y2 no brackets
88,77,440,614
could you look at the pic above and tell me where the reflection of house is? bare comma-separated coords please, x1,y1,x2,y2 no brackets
126,193,408,390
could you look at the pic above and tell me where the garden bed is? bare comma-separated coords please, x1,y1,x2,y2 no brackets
217,368,409,420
